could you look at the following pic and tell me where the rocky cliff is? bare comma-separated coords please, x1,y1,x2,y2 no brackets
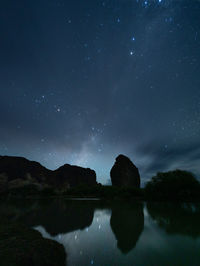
0,155,97,191
54,164,97,188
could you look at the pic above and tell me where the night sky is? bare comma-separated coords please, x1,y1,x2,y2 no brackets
1,0,200,185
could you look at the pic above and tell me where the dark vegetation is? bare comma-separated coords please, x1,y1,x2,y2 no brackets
145,170,200,201
2,170,200,202
1,183,144,200
5,184,57,198
63,184,144,199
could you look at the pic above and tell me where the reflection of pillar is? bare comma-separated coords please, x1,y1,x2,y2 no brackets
110,202,144,254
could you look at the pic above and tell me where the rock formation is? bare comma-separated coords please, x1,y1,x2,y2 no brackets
110,154,140,188
0,155,97,191
0,222,66,266
54,164,97,188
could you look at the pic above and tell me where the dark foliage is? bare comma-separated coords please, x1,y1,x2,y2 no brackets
63,184,144,199
145,170,200,200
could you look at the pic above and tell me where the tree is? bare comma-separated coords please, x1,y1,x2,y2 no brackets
145,170,200,200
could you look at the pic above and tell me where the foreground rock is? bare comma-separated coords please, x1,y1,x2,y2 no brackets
110,154,140,188
0,155,97,193
0,223,66,266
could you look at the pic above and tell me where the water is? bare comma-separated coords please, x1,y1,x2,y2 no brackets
3,199,200,266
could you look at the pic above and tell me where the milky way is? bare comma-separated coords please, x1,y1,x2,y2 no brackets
1,0,200,184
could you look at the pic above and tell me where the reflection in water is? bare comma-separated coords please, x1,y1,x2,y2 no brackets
14,199,144,254
110,202,144,254
17,200,95,236
147,202,200,237
2,200,200,265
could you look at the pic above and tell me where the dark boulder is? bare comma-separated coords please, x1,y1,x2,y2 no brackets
110,154,140,188
0,223,66,266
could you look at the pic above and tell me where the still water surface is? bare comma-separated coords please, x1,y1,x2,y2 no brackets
6,199,200,266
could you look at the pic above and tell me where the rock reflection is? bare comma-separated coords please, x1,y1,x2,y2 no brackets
147,202,200,237
16,200,95,236
110,202,144,254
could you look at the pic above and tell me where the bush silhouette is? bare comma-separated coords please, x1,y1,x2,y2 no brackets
145,170,200,200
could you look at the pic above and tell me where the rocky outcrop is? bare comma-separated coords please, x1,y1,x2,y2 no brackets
0,156,50,184
54,164,96,188
0,156,97,192
0,222,66,266
110,154,140,188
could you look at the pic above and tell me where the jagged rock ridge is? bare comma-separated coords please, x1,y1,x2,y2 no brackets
0,155,97,191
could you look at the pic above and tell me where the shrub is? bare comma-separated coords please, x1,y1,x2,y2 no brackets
145,170,200,201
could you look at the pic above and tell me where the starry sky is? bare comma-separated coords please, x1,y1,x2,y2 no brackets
1,0,200,185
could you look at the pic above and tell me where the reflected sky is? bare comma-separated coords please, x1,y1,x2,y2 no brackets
34,202,200,266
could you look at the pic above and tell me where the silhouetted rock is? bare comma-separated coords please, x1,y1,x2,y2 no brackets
110,154,140,188
0,156,97,192
0,222,66,266
0,155,51,183
54,164,97,188
110,202,144,253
